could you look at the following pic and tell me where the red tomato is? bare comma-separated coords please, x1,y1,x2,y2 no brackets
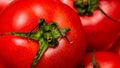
83,52,120,68
0,0,15,12
59,0,120,51
0,60,6,68
0,0,86,68
0,35,38,68
110,35,120,56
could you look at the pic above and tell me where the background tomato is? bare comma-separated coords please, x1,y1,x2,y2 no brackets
59,0,120,51
83,52,120,68
0,0,86,68
110,35,120,57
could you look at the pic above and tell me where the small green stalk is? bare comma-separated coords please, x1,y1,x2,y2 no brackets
92,52,100,68
8,18,70,68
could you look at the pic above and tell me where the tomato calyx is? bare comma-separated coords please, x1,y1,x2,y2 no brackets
92,52,100,68
74,0,98,15
74,0,120,22
5,18,70,68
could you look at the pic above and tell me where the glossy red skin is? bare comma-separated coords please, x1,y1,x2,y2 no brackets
0,0,86,68
0,0,15,13
0,60,6,68
59,0,120,51
0,35,38,68
83,52,120,68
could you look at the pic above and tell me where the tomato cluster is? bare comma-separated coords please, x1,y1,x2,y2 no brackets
0,0,120,68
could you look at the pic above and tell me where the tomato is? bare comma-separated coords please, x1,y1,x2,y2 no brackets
0,0,86,68
0,35,38,68
59,0,120,51
83,52,120,68
0,60,6,68
110,35,120,56
0,0,15,12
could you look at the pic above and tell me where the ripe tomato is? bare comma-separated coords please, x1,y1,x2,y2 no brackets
0,0,86,68
0,0,15,12
0,35,39,68
110,35,120,57
83,52,120,68
0,60,6,68
59,0,120,51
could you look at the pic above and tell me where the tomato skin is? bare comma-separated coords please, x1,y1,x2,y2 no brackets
0,0,86,67
110,37,120,57
0,60,6,68
83,52,120,68
0,35,38,68
0,0,15,13
59,0,120,51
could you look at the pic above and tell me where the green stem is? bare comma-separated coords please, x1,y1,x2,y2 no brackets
28,19,45,38
7,18,70,68
92,52,97,68
92,52,100,68
31,38,48,68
